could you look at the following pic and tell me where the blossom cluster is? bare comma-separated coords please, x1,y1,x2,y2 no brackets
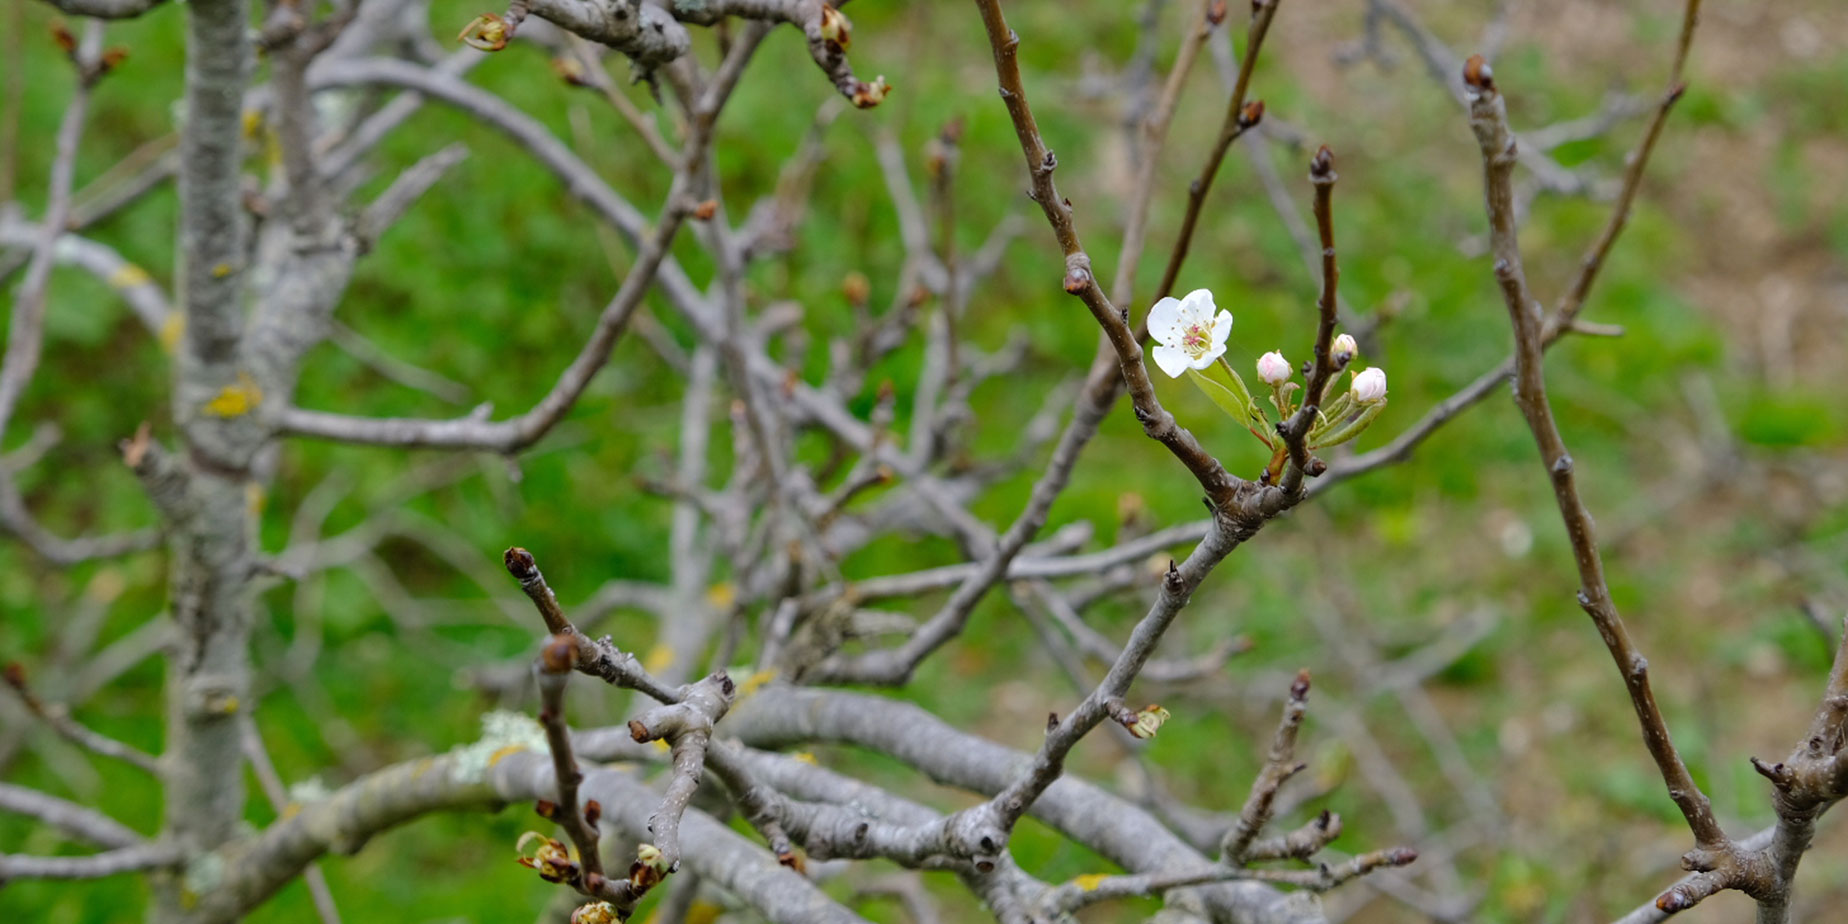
1147,289,1388,469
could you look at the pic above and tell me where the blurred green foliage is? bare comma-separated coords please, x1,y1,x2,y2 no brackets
3,1,1847,922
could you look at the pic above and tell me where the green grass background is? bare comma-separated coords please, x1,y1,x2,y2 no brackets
3,0,1847,921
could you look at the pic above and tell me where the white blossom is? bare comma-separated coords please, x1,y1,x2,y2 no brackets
1148,289,1232,378
1256,350,1292,386
1352,366,1388,403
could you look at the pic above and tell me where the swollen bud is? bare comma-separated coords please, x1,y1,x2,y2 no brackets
515,831,578,884
1125,704,1172,740
851,75,891,109
1462,54,1494,92
1351,367,1388,404
1237,99,1265,128
1309,145,1335,181
819,4,852,50
1257,351,1292,387
541,634,576,674
570,903,619,924
458,13,510,52
1332,333,1358,366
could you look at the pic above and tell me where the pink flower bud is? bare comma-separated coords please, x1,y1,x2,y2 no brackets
1351,367,1387,404
1332,333,1358,364
1256,350,1292,386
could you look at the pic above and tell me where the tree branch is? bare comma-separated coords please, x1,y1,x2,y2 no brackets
1462,49,1725,852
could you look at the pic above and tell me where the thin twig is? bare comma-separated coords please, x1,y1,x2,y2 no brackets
1462,49,1725,852
1151,0,1282,304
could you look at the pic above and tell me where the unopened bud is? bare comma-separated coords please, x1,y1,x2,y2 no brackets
1462,54,1494,92
1257,351,1292,387
571,902,619,924
841,271,871,305
550,56,589,86
458,13,509,52
851,75,891,109
516,831,578,883
1125,704,1171,740
1332,333,1358,365
692,199,719,221
1309,145,1335,181
1351,366,1387,404
628,842,671,890
1238,99,1265,128
50,22,77,55
819,4,852,50
541,634,576,673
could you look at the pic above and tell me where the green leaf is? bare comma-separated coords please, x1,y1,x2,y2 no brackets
1310,399,1386,449
1185,367,1254,424
1187,364,1278,450
1307,390,1356,443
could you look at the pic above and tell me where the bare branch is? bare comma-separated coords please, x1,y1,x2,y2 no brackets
0,842,179,881
1463,46,1724,851
1222,669,1311,863
503,547,681,703
0,782,145,850
31,0,167,20
1152,0,1281,304
3,663,158,774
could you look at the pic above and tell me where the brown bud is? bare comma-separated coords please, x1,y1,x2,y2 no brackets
818,4,851,50
1310,145,1335,179
550,56,590,87
841,271,871,305
1290,667,1312,700
1207,0,1228,25
50,21,77,55
99,48,129,73
120,422,152,468
541,634,576,673
584,800,601,827
692,199,718,221
1062,267,1089,295
504,547,538,581
534,799,559,819
1238,99,1265,128
777,849,808,874
1462,54,1494,91
628,718,650,742
851,75,891,109
2,662,24,690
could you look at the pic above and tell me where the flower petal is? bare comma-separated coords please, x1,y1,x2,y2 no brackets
1147,297,1183,347
1152,344,1189,378
1180,289,1216,323
1192,341,1227,370
1211,310,1232,346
